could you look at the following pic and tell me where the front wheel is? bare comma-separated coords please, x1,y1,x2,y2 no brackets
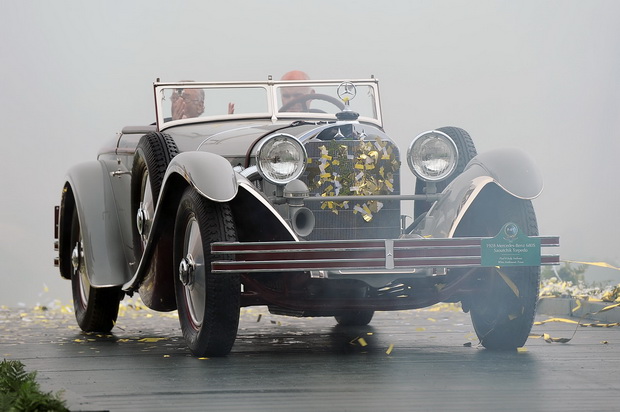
173,188,240,357
69,208,121,332
455,185,540,350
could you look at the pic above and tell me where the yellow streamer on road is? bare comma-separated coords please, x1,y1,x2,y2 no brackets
563,260,620,271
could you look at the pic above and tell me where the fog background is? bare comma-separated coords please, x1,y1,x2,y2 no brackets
1,1,618,307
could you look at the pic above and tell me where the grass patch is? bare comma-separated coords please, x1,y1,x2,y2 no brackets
0,359,68,411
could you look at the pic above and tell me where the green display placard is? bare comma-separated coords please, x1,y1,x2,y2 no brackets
481,222,541,267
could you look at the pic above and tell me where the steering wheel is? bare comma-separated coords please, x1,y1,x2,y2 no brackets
279,93,345,112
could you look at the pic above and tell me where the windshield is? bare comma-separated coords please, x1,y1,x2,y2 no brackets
160,85,270,121
276,84,377,119
154,80,381,128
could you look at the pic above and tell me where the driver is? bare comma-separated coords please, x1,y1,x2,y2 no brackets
280,70,314,112
171,87,205,120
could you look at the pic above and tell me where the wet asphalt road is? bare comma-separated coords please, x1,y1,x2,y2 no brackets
1,303,619,412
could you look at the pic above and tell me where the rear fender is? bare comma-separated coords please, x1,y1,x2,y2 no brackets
420,148,543,238
59,161,131,287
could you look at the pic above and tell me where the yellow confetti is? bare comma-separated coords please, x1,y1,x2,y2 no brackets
498,270,520,297
386,344,394,355
415,327,426,332
581,322,620,328
542,333,571,343
307,137,399,220
563,260,620,271
599,302,620,312
138,337,167,343
163,355,170,358
198,357,209,360
572,299,582,313
517,347,528,353
358,338,368,347
534,317,579,325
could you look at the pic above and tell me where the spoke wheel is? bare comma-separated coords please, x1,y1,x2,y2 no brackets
173,188,240,357
455,184,540,350
69,208,121,332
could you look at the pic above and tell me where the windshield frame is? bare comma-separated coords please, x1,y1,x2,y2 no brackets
153,79,382,131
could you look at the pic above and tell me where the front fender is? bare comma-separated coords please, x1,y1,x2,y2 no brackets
61,160,131,287
162,151,238,202
122,153,265,294
467,148,543,199
420,148,543,238
230,176,298,242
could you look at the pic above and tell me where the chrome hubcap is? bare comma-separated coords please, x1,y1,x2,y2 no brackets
136,202,150,237
71,242,82,271
179,254,195,287
72,239,89,306
181,217,205,328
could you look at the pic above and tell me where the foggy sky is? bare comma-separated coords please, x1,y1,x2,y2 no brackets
1,0,618,306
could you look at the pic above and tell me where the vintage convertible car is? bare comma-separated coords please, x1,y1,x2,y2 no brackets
54,77,559,356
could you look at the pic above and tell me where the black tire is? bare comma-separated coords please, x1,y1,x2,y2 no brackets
454,184,540,350
69,208,121,333
335,310,375,326
173,188,240,357
414,127,477,219
131,132,179,258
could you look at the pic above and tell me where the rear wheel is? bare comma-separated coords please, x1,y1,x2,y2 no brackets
70,208,121,333
455,185,540,350
173,188,240,356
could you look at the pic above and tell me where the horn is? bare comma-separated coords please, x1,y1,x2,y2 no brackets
290,206,315,237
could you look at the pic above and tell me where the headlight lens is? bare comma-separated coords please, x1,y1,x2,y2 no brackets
407,130,458,182
256,133,307,185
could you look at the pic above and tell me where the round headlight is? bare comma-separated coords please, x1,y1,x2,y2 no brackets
256,133,307,185
407,130,458,182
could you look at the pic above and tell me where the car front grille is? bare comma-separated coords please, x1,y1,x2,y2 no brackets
302,138,401,241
